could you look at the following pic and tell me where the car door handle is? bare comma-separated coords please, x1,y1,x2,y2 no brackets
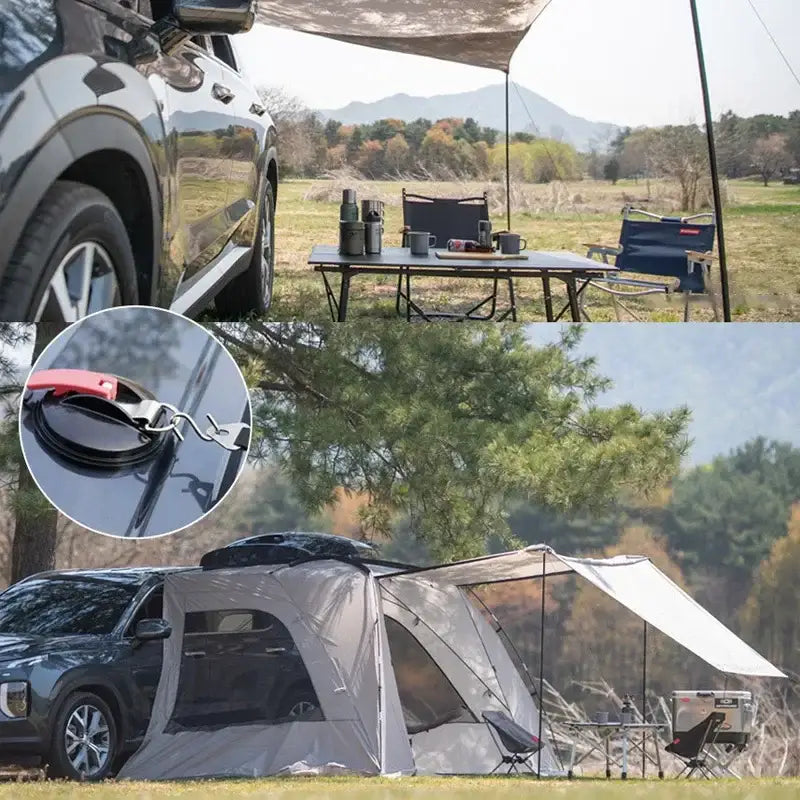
212,83,235,104
183,651,206,658
249,102,266,116
263,647,286,654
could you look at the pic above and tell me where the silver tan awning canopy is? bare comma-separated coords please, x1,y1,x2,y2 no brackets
384,546,786,679
257,0,552,72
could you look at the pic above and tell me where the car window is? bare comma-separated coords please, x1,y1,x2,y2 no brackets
184,609,283,635
190,35,210,52
0,577,139,636
124,587,164,637
211,35,237,71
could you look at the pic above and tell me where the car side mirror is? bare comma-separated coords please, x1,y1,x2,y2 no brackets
135,618,172,641
171,0,257,36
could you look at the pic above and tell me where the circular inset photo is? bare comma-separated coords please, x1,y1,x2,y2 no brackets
19,307,251,538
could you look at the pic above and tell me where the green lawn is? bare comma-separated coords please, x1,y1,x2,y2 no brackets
268,177,800,322
3,777,800,800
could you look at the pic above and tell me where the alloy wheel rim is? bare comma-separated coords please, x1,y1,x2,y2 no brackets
260,200,273,304
64,703,111,777
287,700,316,718
35,241,119,323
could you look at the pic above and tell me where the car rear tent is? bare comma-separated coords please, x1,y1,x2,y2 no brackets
120,559,560,779
120,546,782,780
257,0,733,320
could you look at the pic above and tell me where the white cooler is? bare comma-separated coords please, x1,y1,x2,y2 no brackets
671,690,755,746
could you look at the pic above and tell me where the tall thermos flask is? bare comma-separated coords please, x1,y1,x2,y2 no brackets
340,189,359,222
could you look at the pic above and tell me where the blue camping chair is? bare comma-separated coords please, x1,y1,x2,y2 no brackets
579,206,720,321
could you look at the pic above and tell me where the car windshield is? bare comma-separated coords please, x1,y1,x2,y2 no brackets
0,576,141,636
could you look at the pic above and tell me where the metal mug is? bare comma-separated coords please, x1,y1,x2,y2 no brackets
407,231,436,256
495,232,527,255
339,220,365,256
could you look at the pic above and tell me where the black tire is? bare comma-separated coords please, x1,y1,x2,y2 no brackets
214,181,275,317
0,180,138,322
278,685,320,720
47,691,119,781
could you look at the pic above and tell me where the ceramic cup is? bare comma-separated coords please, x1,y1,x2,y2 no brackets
496,232,528,254
407,231,437,256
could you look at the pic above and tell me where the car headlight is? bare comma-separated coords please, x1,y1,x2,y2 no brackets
0,681,29,718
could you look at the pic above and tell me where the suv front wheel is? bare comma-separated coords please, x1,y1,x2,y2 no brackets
48,691,119,781
0,180,138,322
214,180,275,316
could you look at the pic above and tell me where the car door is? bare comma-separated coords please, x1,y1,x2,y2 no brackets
134,4,237,275
121,586,165,738
206,35,265,235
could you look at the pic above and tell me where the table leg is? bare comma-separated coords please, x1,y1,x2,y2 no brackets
567,276,581,322
621,728,628,779
338,270,351,322
568,735,576,779
605,733,611,779
654,729,664,779
541,275,554,321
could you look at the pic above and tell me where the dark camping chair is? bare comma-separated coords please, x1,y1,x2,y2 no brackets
579,206,719,321
665,711,726,778
482,710,543,774
397,189,516,321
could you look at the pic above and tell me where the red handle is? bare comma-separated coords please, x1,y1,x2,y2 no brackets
27,369,119,400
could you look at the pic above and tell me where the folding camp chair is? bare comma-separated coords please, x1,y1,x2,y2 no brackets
665,711,726,778
397,189,516,321
579,206,719,321
482,710,543,774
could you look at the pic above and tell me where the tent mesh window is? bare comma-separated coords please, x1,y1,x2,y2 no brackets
384,616,476,734
166,608,322,732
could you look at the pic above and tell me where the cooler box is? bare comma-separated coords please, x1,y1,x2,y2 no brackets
671,690,755,746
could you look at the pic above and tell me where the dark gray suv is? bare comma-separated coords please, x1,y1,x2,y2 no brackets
0,0,278,322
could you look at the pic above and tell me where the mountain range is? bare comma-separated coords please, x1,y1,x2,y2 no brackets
319,83,620,152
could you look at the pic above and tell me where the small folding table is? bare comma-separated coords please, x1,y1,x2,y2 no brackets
564,721,665,779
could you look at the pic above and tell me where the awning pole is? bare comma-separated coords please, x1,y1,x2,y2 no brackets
689,0,732,322
641,621,647,777
505,71,511,231
537,551,545,778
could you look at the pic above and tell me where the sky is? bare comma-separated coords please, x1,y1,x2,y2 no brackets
234,0,800,127
526,323,800,466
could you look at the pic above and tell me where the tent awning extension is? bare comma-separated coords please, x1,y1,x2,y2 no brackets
383,545,786,679
257,0,552,72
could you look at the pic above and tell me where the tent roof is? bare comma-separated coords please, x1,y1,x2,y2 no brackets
256,1,553,72
385,546,786,679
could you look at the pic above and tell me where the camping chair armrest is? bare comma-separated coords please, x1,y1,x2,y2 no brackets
585,244,622,262
686,250,715,263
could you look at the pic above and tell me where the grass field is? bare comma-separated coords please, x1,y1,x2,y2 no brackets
268,177,800,322
3,776,800,800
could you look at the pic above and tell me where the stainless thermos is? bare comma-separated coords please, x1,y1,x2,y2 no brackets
365,220,382,254
478,219,492,249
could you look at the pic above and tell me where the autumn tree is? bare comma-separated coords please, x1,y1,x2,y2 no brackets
741,504,800,669
646,125,709,212
751,133,792,186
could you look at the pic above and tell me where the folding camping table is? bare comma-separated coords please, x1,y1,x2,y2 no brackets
564,721,665,780
308,245,619,322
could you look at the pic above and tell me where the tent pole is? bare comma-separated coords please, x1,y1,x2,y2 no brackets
537,551,546,778
689,0,732,322
641,621,647,778
505,71,511,232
